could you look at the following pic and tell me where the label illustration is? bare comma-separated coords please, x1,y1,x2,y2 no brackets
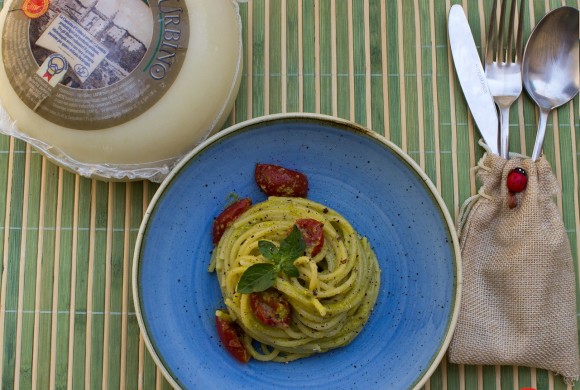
2,0,189,130
22,0,50,19
37,53,68,86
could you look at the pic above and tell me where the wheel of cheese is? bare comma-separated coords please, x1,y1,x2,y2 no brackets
0,0,242,181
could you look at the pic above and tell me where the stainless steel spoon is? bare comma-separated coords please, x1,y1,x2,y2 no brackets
522,6,579,161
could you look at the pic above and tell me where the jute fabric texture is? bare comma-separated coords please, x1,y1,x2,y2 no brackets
448,152,579,384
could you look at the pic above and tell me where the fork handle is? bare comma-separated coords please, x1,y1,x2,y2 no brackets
499,106,510,159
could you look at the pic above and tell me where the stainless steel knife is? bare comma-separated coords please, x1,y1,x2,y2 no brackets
448,5,499,155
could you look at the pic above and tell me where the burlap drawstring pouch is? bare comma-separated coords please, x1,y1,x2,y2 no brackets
448,148,580,384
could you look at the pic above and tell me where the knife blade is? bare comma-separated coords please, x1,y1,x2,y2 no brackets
448,5,499,155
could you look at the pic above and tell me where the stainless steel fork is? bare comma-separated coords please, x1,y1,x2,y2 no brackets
484,0,525,159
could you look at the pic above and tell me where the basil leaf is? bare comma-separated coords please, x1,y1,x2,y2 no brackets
280,262,299,278
279,226,306,262
258,240,279,262
238,225,307,294
237,263,277,294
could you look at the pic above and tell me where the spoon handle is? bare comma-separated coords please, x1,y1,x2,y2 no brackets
531,108,550,161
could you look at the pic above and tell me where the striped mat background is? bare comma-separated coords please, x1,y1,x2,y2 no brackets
0,0,578,389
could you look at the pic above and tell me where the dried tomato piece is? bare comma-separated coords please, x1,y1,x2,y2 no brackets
296,218,324,256
213,198,252,244
249,289,292,328
255,164,308,197
215,314,251,363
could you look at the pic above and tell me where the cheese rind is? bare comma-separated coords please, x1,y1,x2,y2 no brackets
0,0,243,181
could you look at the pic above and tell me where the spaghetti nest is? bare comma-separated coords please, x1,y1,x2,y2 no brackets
209,196,381,362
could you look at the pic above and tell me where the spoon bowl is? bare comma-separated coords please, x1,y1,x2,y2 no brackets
522,6,579,160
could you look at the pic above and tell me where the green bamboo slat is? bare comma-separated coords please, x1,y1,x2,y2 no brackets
19,148,41,390
269,1,282,115
103,183,126,390
252,1,266,118
0,130,8,270
302,2,316,113
318,0,332,116
536,369,550,390
285,0,300,113
335,0,350,121
124,291,142,390
140,319,159,387
500,365,515,389
242,2,253,121
392,1,407,152
118,181,131,390
69,177,90,389
19,158,34,390
65,175,82,390
571,0,580,344
123,181,142,390
400,1,419,161
518,367,534,390
445,364,460,390
416,0,437,183
2,139,27,389
34,160,60,388
0,115,11,372
384,1,403,149
368,0,385,137
413,0,427,170
433,1,455,219
573,94,580,318
351,1,366,126
560,103,578,241
232,4,249,124
52,170,75,389
82,180,106,390
0,134,11,388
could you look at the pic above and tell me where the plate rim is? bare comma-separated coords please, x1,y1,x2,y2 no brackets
131,112,463,390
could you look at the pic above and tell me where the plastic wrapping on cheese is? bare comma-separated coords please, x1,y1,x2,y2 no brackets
0,0,243,182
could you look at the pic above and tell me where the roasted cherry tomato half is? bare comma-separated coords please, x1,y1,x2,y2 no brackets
255,164,308,197
296,218,324,256
212,198,252,244
215,314,251,363
249,289,292,328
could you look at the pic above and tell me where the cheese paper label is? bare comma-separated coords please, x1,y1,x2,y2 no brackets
2,0,189,130
35,13,109,83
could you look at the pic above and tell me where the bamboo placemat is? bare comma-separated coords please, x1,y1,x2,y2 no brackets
0,0,578,389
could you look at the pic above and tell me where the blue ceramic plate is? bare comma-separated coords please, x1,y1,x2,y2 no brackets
133,114,461,390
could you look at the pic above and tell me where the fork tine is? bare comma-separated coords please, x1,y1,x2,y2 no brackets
506,0,517,62
485,0,498,65
516,0,525,64
497,0,508,62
